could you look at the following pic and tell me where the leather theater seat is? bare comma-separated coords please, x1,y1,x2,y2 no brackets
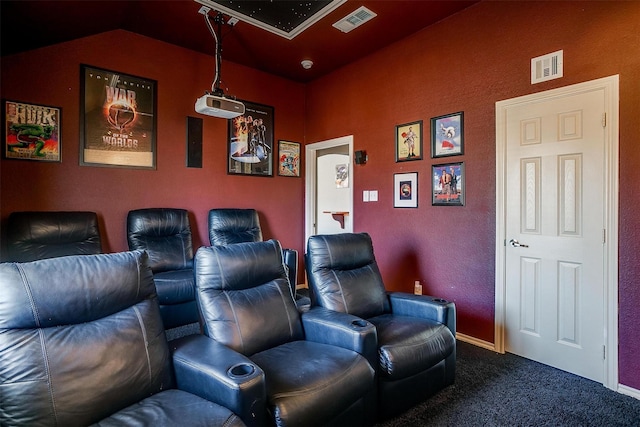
6,210,102,262
194,239,377,426
126,208,199,330
306,232,456,419
0,250,245,426
207,208,309,308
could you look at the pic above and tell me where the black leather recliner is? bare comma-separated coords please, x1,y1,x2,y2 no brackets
207,208,309,307
306,232,456,419
5,211,102,262
194,239,378,427
0,250,246,426
126,208,198,329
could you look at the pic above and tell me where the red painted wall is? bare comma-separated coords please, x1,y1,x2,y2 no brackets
2,2,639,391
1,30,306,265
305,1,640,389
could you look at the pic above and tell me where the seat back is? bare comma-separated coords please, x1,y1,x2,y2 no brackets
0,251,171,426
195,240,303,356
208,208,263,246
6,211,102,262
208,208,299,297
306,232,389,319
127,208,193,273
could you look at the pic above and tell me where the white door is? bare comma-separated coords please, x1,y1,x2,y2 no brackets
305,136,354,244
495,76,619,386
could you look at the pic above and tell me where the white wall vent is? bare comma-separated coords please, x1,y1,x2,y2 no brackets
332,6,377,33
531,50,563,84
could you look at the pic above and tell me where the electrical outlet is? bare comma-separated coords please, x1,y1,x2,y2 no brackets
414,280,422,295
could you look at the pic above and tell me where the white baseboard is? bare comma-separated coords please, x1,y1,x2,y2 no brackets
456,333,497,352
618,384,640,401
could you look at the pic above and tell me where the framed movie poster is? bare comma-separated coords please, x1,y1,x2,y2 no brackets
228,101,274,177
431,111,464,158
432,162,464,206
80,64,157,169
395,120,423,162
4,100,61,162
277,140,300,177
394,172,418,208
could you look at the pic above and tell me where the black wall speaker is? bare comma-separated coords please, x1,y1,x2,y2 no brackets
186,116,203,168
354,150,367,165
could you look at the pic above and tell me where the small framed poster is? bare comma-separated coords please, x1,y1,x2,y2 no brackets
277,140,300,177
4,100,61,162
395,120,423,162
394,172,418,208
431,111,464,158
432,162,464,206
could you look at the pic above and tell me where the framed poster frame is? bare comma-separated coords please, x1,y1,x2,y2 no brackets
431,111,464,158
395,120,423,162
432,162,465,206
277,140,301,177
394,172,418,208
3,99,61,162
80,64,157,169
227,100,274,177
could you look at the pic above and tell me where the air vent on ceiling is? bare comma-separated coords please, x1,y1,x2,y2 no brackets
531,50,563,84
332,6,377,33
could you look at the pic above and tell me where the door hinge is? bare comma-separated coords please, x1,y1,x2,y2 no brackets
602,112,607,127
603,345,606,360
603,229,606,244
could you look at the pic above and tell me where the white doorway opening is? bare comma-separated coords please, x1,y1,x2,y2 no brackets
305,135,354,245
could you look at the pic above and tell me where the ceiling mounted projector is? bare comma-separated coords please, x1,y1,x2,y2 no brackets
196,8,244,119
195,94,244,119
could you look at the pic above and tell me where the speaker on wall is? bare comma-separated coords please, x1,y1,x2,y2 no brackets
186,116,203,168
354,150,367,165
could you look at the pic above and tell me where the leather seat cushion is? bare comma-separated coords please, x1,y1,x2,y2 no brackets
91,389,244,427
153,269,195,304
369,314,455,380
250,340,375,426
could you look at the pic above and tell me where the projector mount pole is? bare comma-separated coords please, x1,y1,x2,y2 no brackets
211,13,225,97
202,8,228,97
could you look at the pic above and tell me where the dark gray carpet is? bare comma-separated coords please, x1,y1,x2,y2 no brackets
376,341,640,427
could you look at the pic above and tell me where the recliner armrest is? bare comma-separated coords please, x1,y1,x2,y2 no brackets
171,334,266,427
301,306,378,369
387,292,456,335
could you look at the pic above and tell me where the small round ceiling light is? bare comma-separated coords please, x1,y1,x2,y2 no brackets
301,59,314,70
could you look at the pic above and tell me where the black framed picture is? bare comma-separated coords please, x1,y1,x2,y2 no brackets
431,111,464,158
80,64,157,169
228,100,274,176
432,162,464,206
395,120,423,162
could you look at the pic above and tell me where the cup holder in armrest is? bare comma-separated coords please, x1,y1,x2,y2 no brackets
432,298,448,303
351,319,369,328
228,363,256,379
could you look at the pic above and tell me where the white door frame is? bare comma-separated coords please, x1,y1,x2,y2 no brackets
305,135,354,244
495,75,619,390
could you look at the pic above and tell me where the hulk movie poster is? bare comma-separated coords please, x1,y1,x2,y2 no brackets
4,101,61,162
81,65,156,169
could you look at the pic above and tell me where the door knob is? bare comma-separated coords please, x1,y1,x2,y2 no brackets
509,239,529,248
